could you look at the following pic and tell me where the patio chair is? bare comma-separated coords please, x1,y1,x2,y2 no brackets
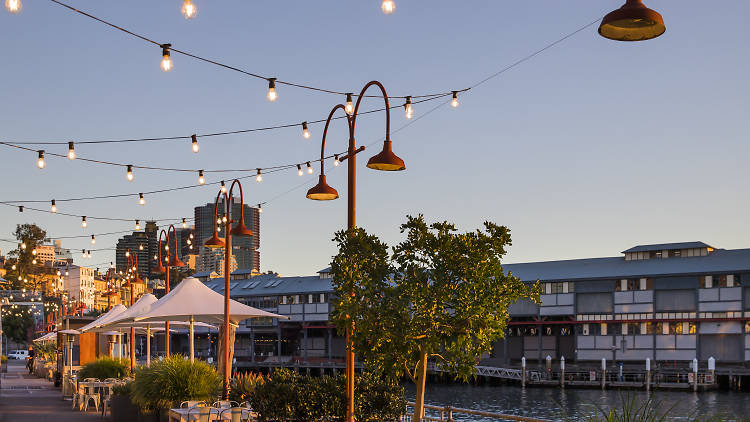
186,405,213,422
80,382,100,412
68,378,81,410
219,407,245,422
212,400,239,409
181,400,208,408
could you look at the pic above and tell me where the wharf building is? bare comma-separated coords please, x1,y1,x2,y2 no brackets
189,242,750,370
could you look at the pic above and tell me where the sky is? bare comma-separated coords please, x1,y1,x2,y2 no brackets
0,1,748,276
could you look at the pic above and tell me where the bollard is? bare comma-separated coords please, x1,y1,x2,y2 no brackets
645,357,651,392
560,356,565,388
521,357,526,388
693,358,698,392
708,356,716,385
601,358,607,390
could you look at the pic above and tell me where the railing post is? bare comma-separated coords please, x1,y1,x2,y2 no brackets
560,356,565,388
693,358,699,392
601,358,607,390
521,357,526,388
645,357,651,392
446,406,453,422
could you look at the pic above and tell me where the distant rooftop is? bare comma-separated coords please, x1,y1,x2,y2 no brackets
622,241,713,254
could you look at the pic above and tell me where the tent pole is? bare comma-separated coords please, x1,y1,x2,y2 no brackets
190,316,195,362
146,326,151,366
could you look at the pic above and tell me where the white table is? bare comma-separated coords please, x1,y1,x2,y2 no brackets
168,407,256,422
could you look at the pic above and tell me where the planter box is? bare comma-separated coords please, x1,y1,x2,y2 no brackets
111,395,140,422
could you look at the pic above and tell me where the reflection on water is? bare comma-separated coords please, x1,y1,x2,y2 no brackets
404,384,750,421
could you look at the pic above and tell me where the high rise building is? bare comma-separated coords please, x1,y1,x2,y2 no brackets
194,197,260,271
115,221,158,279
64,265,96,310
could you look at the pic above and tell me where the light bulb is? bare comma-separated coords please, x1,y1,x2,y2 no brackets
258,204,263,213
189,233,193,239
50,200,57,213
191,134,199,153
181,0,196,19
222,216,227,223
32,259,37,264
161,44,173,72
18,206,23,212
21,242,26,249
68,141,76,160
256,168,263,182
153,254,157,260
198,170,205,185
32,249,37,255
334,155,340,166
186,239,191,245
81,250,86,258
139,244,144,251
87,251,92,258
302,122,310,139
216,218,222,225
220,180,227,193
5,0,21,13
91,235,96,245
217,225,221,232
37,150,46,169
139,193,145,205
297,164,303,176
404,96,413,119
266,78,277,102
135,220,140,230
11,264,16,270
306,161,313,174
451,91,459,108
345,93,354,115
165,245,169,251
81,216,87,228
189,244,193,250
126,165,134,181
182,218,187,228
381,0,395,14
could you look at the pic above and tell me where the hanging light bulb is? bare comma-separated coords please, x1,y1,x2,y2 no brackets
32,259,37,264
345,93,354,115
191,134,200,153
451,91,459,108
153,254,157,260
258,204,263,213
181,0,196,19
5,0,21,14
189,233,193,239
165,244,169,251
125,250,130,258
189,244,193,250
87,250,92,258
135,220,140,230
81,216,88,228
297,164,303,176
126,165,134,181
334,155,340,167
81,250,86,258
139,193,145,205
256,168,263,182
381,0,395,14
37,150,46,169
404,96,413,119
50,200,57,213
32,249,37,256
182,218,188,228
186,239,191,245
198,170,205,185
11,264,16,270
266,78,277,102
302,122,311,139
91,235,96,245
139,244,144,251
220,180,227,193
306,161,313,174
18,205,23,212
67,141,77,160
161,44,173,72
21,242,26,249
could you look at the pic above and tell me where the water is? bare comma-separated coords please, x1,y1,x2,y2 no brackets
404,384,750,421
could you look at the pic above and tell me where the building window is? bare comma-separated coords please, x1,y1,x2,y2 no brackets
616,278,653,291
545,282,573,294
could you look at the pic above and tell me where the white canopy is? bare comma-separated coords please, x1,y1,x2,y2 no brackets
102,293,214,330
134,277,286,325
78,304,128,333
33,331,57,342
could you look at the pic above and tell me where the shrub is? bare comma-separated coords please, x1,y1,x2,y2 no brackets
112,380,133,397
229,372,265,404
34,342,57,362
131,355,221,412
78,357,130,380
355,371,406,422
1,355,7,363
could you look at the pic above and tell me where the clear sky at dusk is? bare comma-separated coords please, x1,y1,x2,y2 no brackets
0,1,748,276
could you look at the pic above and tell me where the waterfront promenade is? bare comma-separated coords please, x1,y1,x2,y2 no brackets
0,361,98,422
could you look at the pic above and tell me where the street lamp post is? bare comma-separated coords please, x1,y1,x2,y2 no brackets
203,179,254,399
306,81,406,422
156,225,186,358
125,249,142,372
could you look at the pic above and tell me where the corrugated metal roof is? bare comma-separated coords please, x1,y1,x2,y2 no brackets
193,271,215,278
504,248,750,282
206,273,332,296
622,241,712,254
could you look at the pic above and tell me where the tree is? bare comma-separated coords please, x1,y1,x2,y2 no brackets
330,215,540,422
5,223,48,290
1,306,35,344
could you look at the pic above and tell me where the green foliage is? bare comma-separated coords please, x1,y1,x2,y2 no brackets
250,368,404,421
112,380,133,397
1,355,7,363
229,372,265,404
78,357,130,380
1,308,35,343
584,393,733,422
34,342,57,362
130,355,221,412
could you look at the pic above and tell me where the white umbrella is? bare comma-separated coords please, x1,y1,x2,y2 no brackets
134,277,287,361
79,304,129,359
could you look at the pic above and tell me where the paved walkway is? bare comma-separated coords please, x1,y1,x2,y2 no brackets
0,360,101,422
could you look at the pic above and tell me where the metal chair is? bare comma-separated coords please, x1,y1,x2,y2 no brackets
186,405,213,422
219,407,245,422
181,400,208,408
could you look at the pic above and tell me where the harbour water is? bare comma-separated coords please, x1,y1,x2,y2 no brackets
405,383,750,421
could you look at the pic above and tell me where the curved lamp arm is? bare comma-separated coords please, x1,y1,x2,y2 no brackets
350,80,391,141
319,104,352,175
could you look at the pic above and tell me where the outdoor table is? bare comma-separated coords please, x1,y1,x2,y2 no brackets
168,407,257,421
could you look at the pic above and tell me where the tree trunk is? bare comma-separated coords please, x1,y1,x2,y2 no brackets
413,349,428,422
217,324,236,381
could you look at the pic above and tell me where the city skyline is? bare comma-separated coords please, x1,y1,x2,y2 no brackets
0,1,747,276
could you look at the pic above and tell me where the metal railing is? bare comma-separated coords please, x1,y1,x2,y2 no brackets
402,402,551,422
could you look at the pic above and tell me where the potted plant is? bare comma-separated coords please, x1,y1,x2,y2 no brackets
110,381,139,422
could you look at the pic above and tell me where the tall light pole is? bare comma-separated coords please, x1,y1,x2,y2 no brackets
155,225,185,358
125,249,142,372
306,81,406,422
204,179,254,399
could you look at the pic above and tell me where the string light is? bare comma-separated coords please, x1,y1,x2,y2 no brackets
18,206,23,212
87,250,92,258
50,200,57,213
182,217,188,228
266,78,277,102
135,219,140,230
381,0,395,14
139,244,144,251
161,44,173,72
21,242,26,249
68,141,77,160
404,96,413,119
32,249,36,255
91,235,96,245
139,193,145,205
125,250,130,257
181,0,196,19
32,258,37,264
81,250,86,258
302,122,310,139
345,93,354,115
256,169,263,182
220,180,227,193
258,204,263,213
81,216,88,228
306,161,313,174
297,164,303,176
334,155,340,166
126,165,134,181
37,150,46,169
198,170,205,185
11,264,16,270
5,0,20,13
191,134,199,153
451,91,459,108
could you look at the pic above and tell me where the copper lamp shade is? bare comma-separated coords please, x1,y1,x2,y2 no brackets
154,261,167,274
230,216,254,237
306,175,339,201
599,0,665,42
204,232,225,248
169,255,185,268
366,140,405,171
